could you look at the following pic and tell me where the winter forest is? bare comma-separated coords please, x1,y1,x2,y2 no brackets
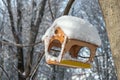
0,0,119,80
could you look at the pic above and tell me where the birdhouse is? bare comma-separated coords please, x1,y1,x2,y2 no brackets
42,16,101,68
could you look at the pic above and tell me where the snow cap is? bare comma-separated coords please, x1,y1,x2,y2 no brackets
42,16,101,46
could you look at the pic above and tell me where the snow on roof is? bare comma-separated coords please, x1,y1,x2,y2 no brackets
42,16,101,46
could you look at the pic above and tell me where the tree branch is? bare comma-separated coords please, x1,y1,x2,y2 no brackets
6,0,19,43
25,0,47,77
0,8,5,14
0,39,42,47
48,0,55,21
27,52,44,80
12,64,23,77
0,65,10,80
1,0,8,8
63,0,75,15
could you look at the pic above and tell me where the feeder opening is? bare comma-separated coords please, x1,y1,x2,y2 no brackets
78,47,91,62
68,45,91,62
48,39,62,57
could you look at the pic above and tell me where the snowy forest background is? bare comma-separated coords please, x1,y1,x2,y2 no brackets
0,0,118,80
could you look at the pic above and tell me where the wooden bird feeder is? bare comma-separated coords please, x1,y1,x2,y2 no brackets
42,16,101,68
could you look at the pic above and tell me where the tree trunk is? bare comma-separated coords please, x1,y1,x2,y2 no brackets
16,0,25,80
6,0,25,79
99,0,120,80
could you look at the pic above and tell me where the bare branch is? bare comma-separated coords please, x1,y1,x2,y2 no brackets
17,0,22,34
12,64,26,79
26,52,44,79
0,39,42,47
50,49,60,52
48,0,55,21
6,0,19,43
1,0,8,8
72,70,97,76
12,64,23,76
78,54,104,58
32,0,36,9
25,0,47,77
0,8,5,14
16,1,25,79
0,65,10,80
63,0,75,15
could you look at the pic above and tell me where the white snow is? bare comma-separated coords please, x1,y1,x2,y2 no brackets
43,33,67,62
42,16,101,62
42,15,101,46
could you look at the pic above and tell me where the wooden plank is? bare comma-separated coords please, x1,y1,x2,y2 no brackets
47,60,91,68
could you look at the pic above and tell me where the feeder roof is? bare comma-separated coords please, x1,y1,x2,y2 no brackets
43,16,101,46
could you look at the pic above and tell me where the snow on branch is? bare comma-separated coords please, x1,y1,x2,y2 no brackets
0,65,10,80
0,38,42,47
